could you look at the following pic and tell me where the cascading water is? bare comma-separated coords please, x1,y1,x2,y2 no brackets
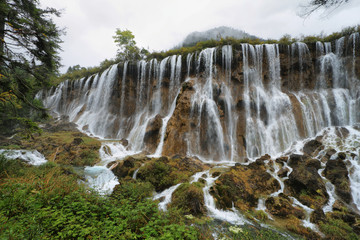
37,33,360,228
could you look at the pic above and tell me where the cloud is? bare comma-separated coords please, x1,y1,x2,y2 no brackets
40,0,360,73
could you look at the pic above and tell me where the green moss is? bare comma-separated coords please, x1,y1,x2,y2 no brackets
169,182,205,216
254,210,268,221
19,130,101,166
137,156,206,192
320,218,358,240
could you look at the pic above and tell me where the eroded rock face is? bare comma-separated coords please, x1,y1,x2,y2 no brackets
213,161,280,211
143,114,163,152
162,80,195,157
324,153,352,204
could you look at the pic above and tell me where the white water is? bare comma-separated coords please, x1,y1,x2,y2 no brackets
153,183,182,211
36,34,360,227
0,149,47,165
199,170,247,225
84,165,118,195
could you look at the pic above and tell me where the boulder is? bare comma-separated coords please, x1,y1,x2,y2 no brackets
265,195,305,219
285,159,328,208
137,156,208,192
213,161,280,211
324,155,352,204
170,182,205,216
303,139,323,157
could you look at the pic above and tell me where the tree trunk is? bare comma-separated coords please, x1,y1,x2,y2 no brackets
0,0,6,69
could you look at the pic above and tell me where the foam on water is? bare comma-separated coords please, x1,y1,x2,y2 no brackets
0,149,47,165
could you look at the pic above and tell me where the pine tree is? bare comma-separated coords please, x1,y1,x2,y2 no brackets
0,0,63,136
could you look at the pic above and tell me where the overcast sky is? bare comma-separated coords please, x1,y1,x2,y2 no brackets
40,0,360,73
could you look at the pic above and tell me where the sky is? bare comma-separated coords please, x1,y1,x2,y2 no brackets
40,0,360,73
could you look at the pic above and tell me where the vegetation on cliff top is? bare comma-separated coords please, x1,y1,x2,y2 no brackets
56,24,360,84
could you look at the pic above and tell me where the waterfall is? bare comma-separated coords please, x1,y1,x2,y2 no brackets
38,33,360,162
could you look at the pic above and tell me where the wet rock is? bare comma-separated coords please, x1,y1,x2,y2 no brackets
288,154,306,167
265,195,305,219
212,171,221,178
320,149,337,163
170,182,205,216
120,138,128,147
143,114,163,152
324,156,352,204
257,154,271,161
110,157,137,179
213,162,280,211
305,158,321,170
338,152,347,160
303,139,323,157
310,208,326,224
275,156,288,166
285,159,328,208
336,127,350,139
137,156,208,192
162,80,195,157
278,167,289,178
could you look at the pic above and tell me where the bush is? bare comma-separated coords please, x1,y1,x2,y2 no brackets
0,160,199,239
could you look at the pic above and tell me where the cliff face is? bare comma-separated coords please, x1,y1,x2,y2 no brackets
37,33,360,161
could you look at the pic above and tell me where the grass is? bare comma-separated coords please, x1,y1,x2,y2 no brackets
0,154,200,240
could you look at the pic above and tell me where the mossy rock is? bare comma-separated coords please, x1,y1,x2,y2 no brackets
324,155,352,204
109,156,145,179
265,195,305,219
19,130,101,166
213,161,280,211
169,182,205,216
137,156,207,192
285,158,328,208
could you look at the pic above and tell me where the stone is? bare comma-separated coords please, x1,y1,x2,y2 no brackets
310,208,326,224
170,182,205,216
213,162,280,211
265,195,305,219
324,156,352,203
143,114,163,152
305,158,321,170
303,139,323,156
278,167,289,178
285,160,328,208
288,154,306,167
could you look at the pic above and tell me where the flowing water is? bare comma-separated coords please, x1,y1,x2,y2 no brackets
0,149,47,165
36,33,360,225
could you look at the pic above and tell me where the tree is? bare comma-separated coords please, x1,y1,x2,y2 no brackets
113,29,149,61
0,0,63,136
301,0,350,17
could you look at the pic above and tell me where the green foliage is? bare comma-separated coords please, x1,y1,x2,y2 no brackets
113,28,149,61
54,58,119,84
0,0,62,136
137,159,174,192
111,180,154,202
170,182,205,216
0,158,199,240
320,218,358,240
